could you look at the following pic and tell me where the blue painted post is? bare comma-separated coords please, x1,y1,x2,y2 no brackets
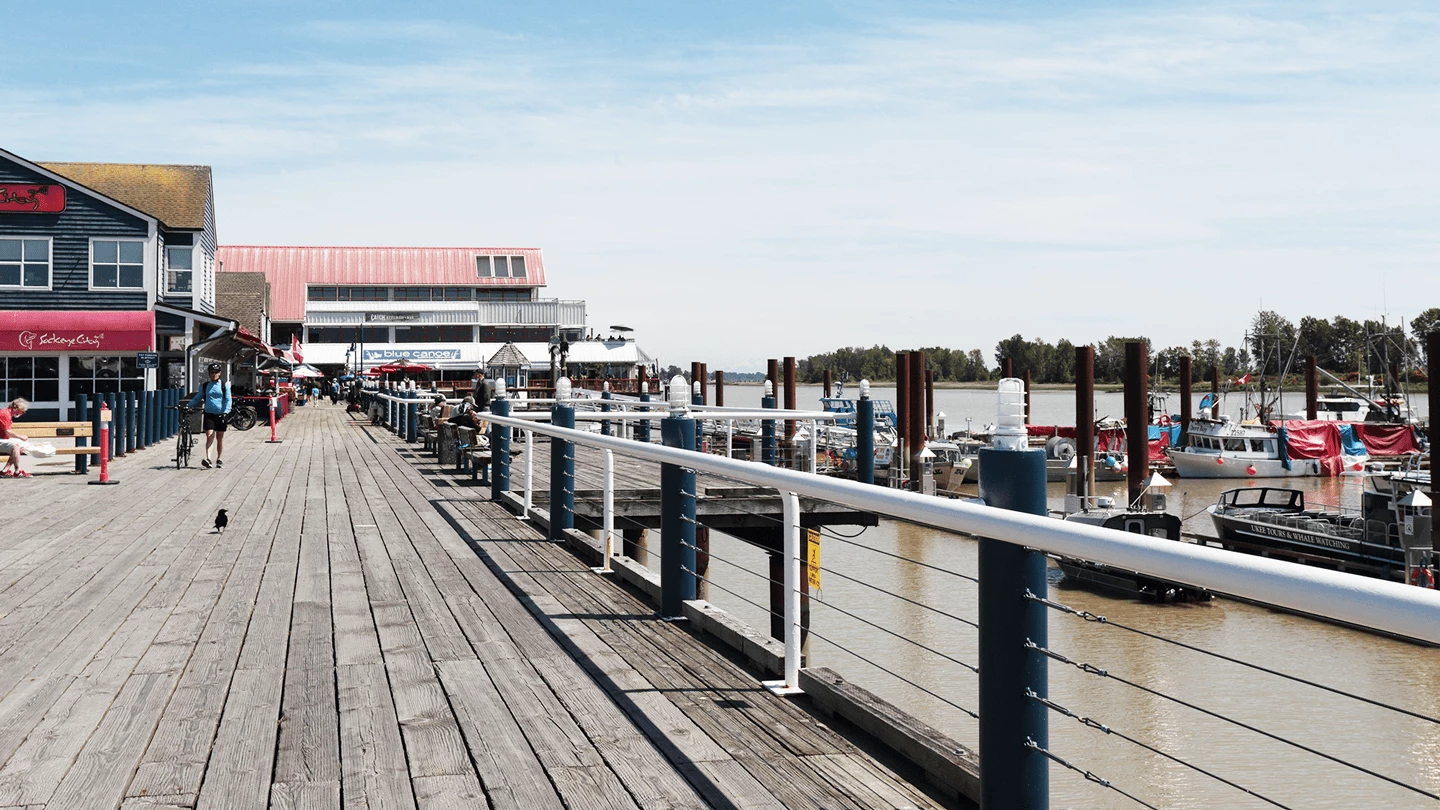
127,392,138,453
407,391,420,443
136,391,147,448
149,391,159,444
660,378,697,619
103,393,119,458
636,389,651,443
600,388,612,437
549,380,576,542
491,392,511,501
977,379,1049,810
692,383,704,451
92,394,104,454
761,382,777,466
75,396,89,474
857,380,875,485
165,390,175,437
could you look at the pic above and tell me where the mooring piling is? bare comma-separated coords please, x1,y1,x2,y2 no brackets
1306,356,1319,420
1075,345,1095,500
1180,355,1193,449
1125,341,1149,508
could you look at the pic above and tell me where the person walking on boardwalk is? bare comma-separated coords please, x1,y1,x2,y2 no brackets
188,363,232,469
0,398,31,478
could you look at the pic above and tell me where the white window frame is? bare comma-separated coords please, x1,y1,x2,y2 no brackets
165,245,195,295
476,255,528,280
89,237,148,291
0,235,54,290
476,255,493,277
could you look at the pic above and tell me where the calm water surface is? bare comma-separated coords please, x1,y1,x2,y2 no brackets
691,385,1438,809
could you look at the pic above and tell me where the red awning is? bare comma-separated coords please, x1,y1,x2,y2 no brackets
0,310,154,352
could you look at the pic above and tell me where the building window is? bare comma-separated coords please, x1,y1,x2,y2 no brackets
166,247,193,293
308,286,338,301
475,289,533,302
392,286,432,301
2,356,60,403
441,287,472,301
395,325,474,343
477,255,527,279
307,326,390,344
92,240,145,289
340,286,388,301
0,238,51,288
478,326,553,343
510,255,526,279
66,356,142,397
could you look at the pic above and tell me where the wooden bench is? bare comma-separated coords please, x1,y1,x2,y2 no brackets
11,422,102,456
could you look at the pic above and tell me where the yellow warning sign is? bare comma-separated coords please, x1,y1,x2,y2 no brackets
806,528,821,590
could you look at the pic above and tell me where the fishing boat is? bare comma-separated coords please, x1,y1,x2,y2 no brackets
1167,414,1423,479
1205,466,1436,587
1057,485,1211,602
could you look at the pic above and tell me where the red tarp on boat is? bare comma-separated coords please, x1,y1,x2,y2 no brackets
1350,423,1421,456
1275,421,1340,460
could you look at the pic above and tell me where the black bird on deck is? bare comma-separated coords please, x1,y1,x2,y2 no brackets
214,509,229,534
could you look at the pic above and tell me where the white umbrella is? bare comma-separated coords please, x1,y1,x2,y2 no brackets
290,364,325,379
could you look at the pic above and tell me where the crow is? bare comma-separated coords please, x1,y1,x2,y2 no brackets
215,509,229,534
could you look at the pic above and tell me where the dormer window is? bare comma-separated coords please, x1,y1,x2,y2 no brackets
476,255,527,279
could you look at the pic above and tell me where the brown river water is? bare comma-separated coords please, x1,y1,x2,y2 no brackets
693,385,1439,809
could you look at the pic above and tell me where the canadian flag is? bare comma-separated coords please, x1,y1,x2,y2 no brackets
291,334,304,364
1235,374,1251,385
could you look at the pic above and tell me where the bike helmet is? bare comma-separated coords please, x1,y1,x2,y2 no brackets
206,363,222,373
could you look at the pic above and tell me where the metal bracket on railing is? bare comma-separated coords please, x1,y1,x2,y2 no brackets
764,490,803,695
592,448,615,574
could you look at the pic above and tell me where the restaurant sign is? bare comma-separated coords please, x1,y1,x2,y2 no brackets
0,310,154,353
363,348,460,363
0,184,66,213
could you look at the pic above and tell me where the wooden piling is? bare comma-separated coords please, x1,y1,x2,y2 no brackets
896,352,910,449
700,363,708,405
1306,356,1319,420
783,357,798,463
823,369,832,398
638,364,648,395
909,351,926,488
1125,342,1149,507
1076,345,1095,500
1180,355,1193,449
924,369,934,439
1022,369,1031,425
1001,357,1013,379
1429,332,1438,556
691,362,702,398
715,370,725,407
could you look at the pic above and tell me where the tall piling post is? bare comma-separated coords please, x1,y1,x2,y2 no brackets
1306,356,1319,420
660,376,698,619
693,381,705,451
1076,346,1095,500
909,351,926,489
761,381,777,465
491,381,510,501
715,370,725,407
75,396,90,475
1429,332,1438,560
549,378,576,542
1002,357,1013,379
925,369,935,439
823,369,832,399
783,357,797,466
978,379,1049,810
1125,342,1150,508
637,369,652,443
699,363,708,405
895,350,910,456
856,380,875,485
1180,355,1193,450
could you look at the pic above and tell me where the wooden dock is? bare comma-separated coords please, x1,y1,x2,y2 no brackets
0,404,956,809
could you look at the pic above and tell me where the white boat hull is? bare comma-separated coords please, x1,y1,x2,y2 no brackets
1167,450,1321,479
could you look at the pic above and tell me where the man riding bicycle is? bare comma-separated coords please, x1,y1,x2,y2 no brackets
188,363,232,468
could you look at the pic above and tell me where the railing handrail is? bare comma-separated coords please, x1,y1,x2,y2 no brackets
483,407,1440,645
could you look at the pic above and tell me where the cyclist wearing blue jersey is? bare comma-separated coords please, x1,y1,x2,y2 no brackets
187,363,232,468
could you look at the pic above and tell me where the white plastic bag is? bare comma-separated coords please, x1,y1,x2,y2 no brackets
17,440,56,458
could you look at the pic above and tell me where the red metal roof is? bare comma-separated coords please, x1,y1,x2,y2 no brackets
216,245,546,322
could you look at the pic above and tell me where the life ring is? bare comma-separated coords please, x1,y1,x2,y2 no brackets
1157,414,1172,427
1411,568,1436,589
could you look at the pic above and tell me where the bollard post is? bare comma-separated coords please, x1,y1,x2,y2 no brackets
660,376,697,620
135,391,146,449
88,405,118,485
266,395,282,443
145,390,156,448
693,381,704,451
761,380,777,465
857,379,875,485
75,396,89,474
407,391,419,443
600,384,612,437
592,448,615,574
113,393,127,457
126,391,137,453
549,378,576,541
977,378,1048,810
491,387,511,501
102,393,117,458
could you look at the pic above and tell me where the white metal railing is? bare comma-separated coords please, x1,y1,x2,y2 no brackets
482,406,1440,651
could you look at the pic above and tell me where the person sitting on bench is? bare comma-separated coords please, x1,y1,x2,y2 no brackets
448,395,484,431
0,398,31,478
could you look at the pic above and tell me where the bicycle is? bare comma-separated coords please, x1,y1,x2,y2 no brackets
227,405,258,431
170,405,196,469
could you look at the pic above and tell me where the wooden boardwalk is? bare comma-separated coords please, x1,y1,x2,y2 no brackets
0,404,952,810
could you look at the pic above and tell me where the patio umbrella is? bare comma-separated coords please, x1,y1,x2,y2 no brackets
368,361,431,375
290,364,326,379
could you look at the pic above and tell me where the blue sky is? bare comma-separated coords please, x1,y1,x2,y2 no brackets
5,1,1437,370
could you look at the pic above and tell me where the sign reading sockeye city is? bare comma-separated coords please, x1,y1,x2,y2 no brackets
0,184,65,213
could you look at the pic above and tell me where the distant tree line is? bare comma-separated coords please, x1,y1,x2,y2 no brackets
789,308,1439,385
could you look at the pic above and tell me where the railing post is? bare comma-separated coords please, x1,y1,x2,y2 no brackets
600,384,612,436
660,376,697,619
761,381,777,465
75,395,89,474
764,490,802,694
523,428,534,518
857,380,875,485
144,390,155,448
491,387,511,501
636,389,651,443
593,448,615,574
134,391,146,449
407,391,419,443
693,381,704,452
726,419,734,458
977,378,1049,810
549,378,575,541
